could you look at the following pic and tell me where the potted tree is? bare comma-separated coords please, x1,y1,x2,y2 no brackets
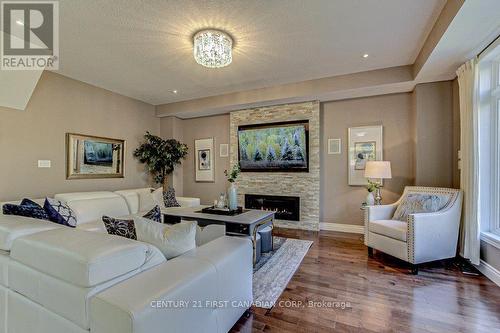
133,132,188,193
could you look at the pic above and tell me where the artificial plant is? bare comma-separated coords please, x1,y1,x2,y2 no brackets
133,132,188,191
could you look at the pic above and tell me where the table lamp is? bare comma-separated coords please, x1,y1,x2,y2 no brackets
364,161,392,205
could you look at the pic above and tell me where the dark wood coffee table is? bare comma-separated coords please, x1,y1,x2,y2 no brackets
162,206,275,265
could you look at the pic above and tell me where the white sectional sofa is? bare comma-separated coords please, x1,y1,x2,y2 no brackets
0,188,252,333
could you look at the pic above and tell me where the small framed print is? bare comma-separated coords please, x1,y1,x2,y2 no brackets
220,144,229,157
327,138,341,154
195,138,215,182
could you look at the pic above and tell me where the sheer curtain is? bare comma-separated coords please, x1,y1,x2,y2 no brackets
456,59,480,265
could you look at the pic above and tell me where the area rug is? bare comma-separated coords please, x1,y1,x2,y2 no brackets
253,236,313,309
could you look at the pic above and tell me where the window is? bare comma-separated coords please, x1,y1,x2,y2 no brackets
478,40,500,241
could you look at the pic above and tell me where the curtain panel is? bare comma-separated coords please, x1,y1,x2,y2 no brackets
456,59,480,265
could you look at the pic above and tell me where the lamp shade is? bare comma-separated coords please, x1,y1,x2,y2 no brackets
364,161,392,179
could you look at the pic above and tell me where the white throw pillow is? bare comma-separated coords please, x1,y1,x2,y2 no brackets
134,217,196,259
136,188,156,212
151,187,166,209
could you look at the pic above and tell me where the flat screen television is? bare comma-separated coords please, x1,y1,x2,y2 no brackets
238,120,309,172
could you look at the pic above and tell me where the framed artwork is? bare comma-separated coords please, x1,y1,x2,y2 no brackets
354,141,376,170
195,138,215,182
327,138,341,154
198,149,211,170
348,126,383,185
66,133,125,179
219,143,229,157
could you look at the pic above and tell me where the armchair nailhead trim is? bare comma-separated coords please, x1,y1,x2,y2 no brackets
407,214,415,263
364,208,369,246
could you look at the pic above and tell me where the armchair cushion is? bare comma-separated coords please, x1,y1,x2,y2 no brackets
369,219,407,242
392,193,451,221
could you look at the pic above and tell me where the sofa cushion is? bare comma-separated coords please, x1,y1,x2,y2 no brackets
392,193,451,221
10,228,151,287
44,198,77,227
369,219,407,242
0,214,61,251
76,219,107,233
54,192,130,224
134,217,196,259
2,199,50,221
8,243,165,330
0,250,10,287
176,197,201,208
115,188,155,214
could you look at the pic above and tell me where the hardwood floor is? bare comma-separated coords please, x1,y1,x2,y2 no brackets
230,228,500,333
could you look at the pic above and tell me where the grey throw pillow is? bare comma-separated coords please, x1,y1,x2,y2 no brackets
392,193,451,221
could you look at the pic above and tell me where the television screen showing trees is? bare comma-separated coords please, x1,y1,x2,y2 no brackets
238,121,308,172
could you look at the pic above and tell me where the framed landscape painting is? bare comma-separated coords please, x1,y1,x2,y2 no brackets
348,125,383,185
66,133,125,179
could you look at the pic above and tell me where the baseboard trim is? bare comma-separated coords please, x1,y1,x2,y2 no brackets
320,223,364,234
476,259,500,287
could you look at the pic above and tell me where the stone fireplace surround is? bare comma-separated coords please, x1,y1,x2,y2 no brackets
230,101,320,231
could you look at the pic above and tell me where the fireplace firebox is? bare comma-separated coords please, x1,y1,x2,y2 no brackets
245,194,300,221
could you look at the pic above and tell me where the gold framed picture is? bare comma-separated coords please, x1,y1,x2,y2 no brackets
66,133,125,179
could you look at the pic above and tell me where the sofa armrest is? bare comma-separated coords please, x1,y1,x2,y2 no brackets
90,236,252,333
407,193,463,264
364,203,398,245
177,197,201,207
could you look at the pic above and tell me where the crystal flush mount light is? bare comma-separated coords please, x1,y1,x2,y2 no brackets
193,29,233,68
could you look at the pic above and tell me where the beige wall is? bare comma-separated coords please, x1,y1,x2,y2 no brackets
160,115,230,205
413,81,454,187
159,116,185,195
321,93,414,225
158,81,456,229
0,71,159,201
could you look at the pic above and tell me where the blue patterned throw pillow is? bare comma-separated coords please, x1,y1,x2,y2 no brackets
102,205,162,240
163,187,180,208
102,216,137,240
143,205,162,223
2,199,50,220
43,198,77,227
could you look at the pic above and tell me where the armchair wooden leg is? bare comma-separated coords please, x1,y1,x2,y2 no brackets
410,264,419,275
367,247,374,258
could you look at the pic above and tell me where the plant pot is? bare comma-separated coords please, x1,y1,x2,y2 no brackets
228,183,238,210
366,192,375,206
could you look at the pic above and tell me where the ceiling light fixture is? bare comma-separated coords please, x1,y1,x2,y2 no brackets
193,29,233,68
172,90,178,94
363,54,369,58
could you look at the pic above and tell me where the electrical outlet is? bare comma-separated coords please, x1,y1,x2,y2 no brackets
38,160,51,168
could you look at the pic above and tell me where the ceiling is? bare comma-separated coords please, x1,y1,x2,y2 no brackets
56,0,446,105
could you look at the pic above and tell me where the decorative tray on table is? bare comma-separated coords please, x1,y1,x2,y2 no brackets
199,206,246,216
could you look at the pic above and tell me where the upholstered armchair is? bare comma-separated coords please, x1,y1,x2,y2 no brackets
364,186,463,274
